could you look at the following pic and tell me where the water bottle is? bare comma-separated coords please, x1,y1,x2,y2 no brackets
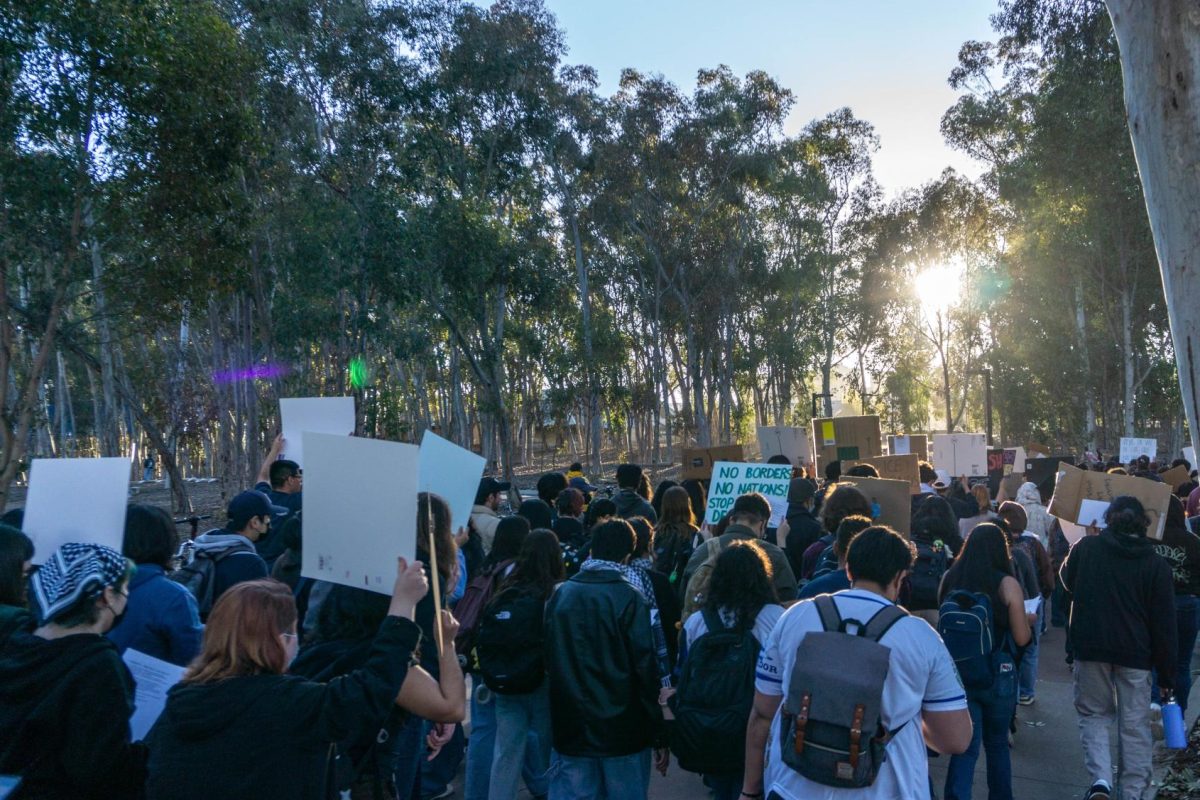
1163,697,1187,749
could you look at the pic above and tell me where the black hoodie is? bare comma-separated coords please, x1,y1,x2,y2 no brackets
1061,528,1178,684
0,632,147,799
144,615,420,800
1153,497,1200,596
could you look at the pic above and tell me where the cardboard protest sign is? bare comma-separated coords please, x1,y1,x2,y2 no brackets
986,449,1006,498
1025,442,1050,457
1048,463,1171,540
24,457,130,562
418,431,486,533
703,462,792,527
280,397,356,466
1160,465,1190,492
888,434,928,461
681,444,745,480
301,432,419,594
811,416,882,474
756,426,810,467
1119,437,1157,464
932,434,988,477
840,476,912,535
844,453,921,494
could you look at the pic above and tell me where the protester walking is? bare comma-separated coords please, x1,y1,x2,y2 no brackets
0,543,146,799
1152,495,1200,712
939,523,1032,800
0,523,34,644
146,559,428,800
480,529,565,800
999,501,1053,705
671,540,782,800
652,485,702,595
1060,496,1177,800
107,504,204,667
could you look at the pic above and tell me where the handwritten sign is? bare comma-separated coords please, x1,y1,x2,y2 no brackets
1119,437,1157,465
1048,463,1171,540
704,462,793,527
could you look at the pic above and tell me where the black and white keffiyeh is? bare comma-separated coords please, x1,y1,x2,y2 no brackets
30,542,128,623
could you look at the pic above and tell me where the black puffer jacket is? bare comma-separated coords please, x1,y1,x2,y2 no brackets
1061,528,1177,685
544,568,661,757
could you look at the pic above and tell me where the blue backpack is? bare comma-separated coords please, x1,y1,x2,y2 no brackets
937,590,996,689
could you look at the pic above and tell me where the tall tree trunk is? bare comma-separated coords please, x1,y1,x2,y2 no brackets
84,200,121,457
1121,285,1137,437
1106,0,1200,456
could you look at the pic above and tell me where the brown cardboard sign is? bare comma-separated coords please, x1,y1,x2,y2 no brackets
845,454,921,494
1025,442,1051,457
1047,463,1171,540
681,444,745,481
1160,465,1190,491
887,434,928,462
840,476,912,536
812,416,882,475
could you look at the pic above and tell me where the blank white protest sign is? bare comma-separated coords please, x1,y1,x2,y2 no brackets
932,434,988,477
301,432,419,595
24,457,130,563
279,397,356,467
418,431,486,533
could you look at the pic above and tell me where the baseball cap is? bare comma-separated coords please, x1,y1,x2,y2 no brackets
227,490,287,529
475,476,512,504
569,476,599,493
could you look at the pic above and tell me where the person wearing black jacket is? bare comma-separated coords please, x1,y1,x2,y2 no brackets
0,542,144,800
544,519,665,798
1152,495,1200,712
145,560,428,800
777,477,823,579
1061,496,1177,800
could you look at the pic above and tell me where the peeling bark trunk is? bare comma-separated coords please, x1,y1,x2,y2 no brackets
1106,0,1200,456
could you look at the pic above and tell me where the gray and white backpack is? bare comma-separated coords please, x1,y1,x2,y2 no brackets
779,595,909,788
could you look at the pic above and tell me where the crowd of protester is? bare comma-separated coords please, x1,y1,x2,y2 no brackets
0,443,1198,800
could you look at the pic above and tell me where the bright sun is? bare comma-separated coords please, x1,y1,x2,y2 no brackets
913,263,964,319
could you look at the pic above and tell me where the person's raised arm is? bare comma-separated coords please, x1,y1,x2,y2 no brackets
1000,575,1031,648
256,434,285,485
395,610,466,723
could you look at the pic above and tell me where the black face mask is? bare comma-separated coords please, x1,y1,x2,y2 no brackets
104,595,128,633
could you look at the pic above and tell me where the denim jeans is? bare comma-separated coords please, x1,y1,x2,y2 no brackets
945,654,1018,800
1019,601,1044,699
489,683,551,800
1152,594,1198,712
392,713,427,800
548,750,651,800
466,681,544,800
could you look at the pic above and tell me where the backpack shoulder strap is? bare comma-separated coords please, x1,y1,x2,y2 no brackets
862,604,908,644
704,536,722,562
813,594,843,632
699,606,726,636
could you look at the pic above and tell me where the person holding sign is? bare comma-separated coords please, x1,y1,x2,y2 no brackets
145,559,429,800
681,494,796,617
0,542,146,799
1060,497,1177,800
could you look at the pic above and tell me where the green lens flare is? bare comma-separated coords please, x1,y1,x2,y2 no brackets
349,357,368,389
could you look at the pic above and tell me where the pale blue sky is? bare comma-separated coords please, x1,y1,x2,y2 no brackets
543,0,1000,195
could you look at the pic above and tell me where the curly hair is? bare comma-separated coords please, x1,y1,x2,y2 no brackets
704,540,777,632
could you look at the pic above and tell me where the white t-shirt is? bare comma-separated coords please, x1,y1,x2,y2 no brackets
755,589,967,800
679,603,784,666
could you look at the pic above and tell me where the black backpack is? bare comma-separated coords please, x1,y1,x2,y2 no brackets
907,540,950,611
669,607,760,775
170,542,245,619
475,586,547,695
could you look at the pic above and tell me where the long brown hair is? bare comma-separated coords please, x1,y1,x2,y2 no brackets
418,492,457,582
185,579,296,683
658,485,697,528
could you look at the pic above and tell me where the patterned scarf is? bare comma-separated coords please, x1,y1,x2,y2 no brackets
31,542,128,622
